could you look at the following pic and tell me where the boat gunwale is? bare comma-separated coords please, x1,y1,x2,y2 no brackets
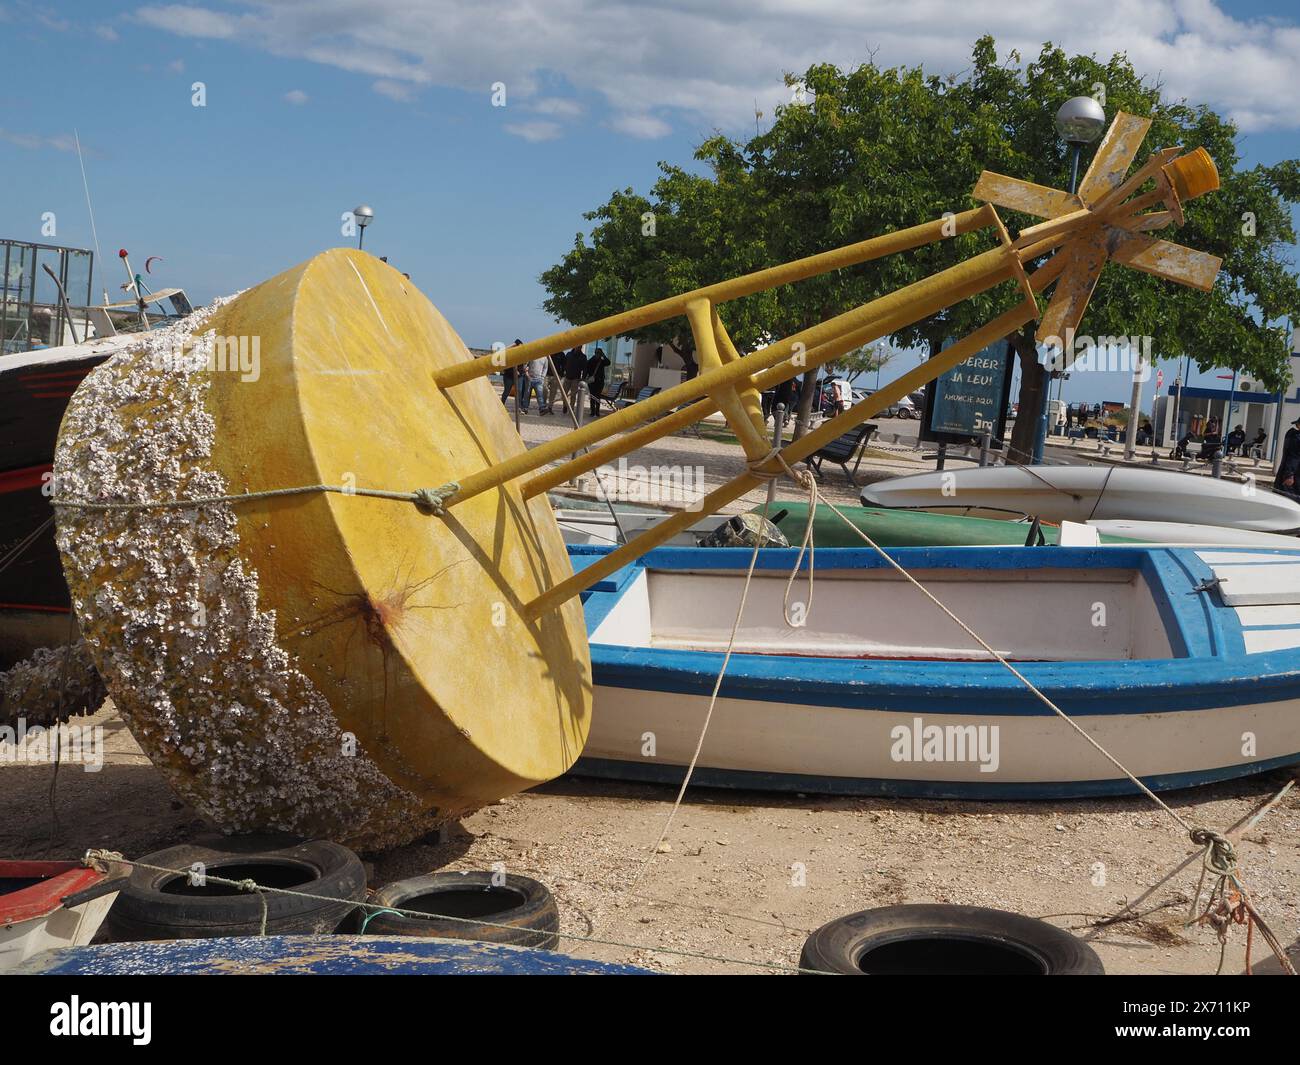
570,545,1300,716
0,862,104,926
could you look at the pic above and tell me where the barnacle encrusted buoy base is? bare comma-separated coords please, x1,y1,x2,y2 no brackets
53,249,591,848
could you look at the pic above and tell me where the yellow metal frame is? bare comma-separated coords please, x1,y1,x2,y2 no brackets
430,113,1221,619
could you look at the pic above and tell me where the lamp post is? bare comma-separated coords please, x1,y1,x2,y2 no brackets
1032,96,1107,464
352,204,374,250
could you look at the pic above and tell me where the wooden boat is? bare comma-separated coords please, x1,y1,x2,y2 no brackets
555,499,1140,549
0,336,139,667
557,499,1298,551
861,466,1300,532
745,501,1143,547
0,860,122,971
573,543,1300,797
15,935,651,975
1,267,193,670
554,501,709,547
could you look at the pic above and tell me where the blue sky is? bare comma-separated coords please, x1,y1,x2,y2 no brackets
2,0,1297,407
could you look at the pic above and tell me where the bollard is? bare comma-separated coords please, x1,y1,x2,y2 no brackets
1212,448,1223,479
566,382,588,485
978,429,991,467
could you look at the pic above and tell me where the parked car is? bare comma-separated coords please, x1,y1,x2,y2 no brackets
849,386,900,418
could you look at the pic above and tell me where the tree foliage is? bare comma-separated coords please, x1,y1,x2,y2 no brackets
833,344,895,379
540,37,1300,442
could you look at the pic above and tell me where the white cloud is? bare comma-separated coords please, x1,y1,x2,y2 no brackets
504,120,562,142
611,113,671,139
35,11,69,31
283,88,309,105
95,25,120,41
130,1,1300,133
372,79,414,102
136,4,239,39
167,58,185,73
527,96,584,118
0,128,82,154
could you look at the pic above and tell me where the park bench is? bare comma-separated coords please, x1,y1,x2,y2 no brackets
592,380,626,414
615,385,661,410
806,422,879,483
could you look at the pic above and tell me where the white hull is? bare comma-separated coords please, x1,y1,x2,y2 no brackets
1088,520,1300,548
0,892,118,972
862,466,1300,532
583,685,1299,791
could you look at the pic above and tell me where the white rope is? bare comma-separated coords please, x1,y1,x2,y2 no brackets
82,851,828,974
815,489,1195,833
627,510,769,890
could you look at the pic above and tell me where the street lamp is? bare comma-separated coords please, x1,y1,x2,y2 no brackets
1032,97,1107,464
352,203,374,250
1054,96,1106,195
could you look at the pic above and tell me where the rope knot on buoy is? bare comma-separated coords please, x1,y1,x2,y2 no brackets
413,483,459,516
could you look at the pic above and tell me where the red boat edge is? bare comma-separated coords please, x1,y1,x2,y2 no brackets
0,861,108,925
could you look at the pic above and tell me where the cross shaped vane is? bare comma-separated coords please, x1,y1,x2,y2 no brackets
972,111,1222,361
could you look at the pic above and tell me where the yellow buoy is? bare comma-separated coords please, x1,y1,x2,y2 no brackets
1162,146,1219,204
54,250,590,848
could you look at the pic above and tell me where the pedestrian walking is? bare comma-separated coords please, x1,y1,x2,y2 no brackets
586,346,610,417
561,344,586,414
499,354,516,406
1274,417,1300,499
519,343,549,414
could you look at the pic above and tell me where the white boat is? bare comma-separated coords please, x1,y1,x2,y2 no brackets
861,465,1300,532
1087,520,1300,549
573,543,1300,797
552,505,708,547
0,860,122,971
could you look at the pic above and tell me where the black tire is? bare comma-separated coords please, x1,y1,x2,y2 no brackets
800,905,1103,975
106,834,366,942
360,871,559,949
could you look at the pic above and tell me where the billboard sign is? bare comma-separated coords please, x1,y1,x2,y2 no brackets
920,339,1014,446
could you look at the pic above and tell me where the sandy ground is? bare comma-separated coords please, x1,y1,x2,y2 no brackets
4,704,1296,976
5,407,1298,976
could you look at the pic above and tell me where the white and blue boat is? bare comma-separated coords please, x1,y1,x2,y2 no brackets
571,544,1300,798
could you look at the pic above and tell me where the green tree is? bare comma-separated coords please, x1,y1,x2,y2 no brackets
832,344,895,381
541,38,1300,453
